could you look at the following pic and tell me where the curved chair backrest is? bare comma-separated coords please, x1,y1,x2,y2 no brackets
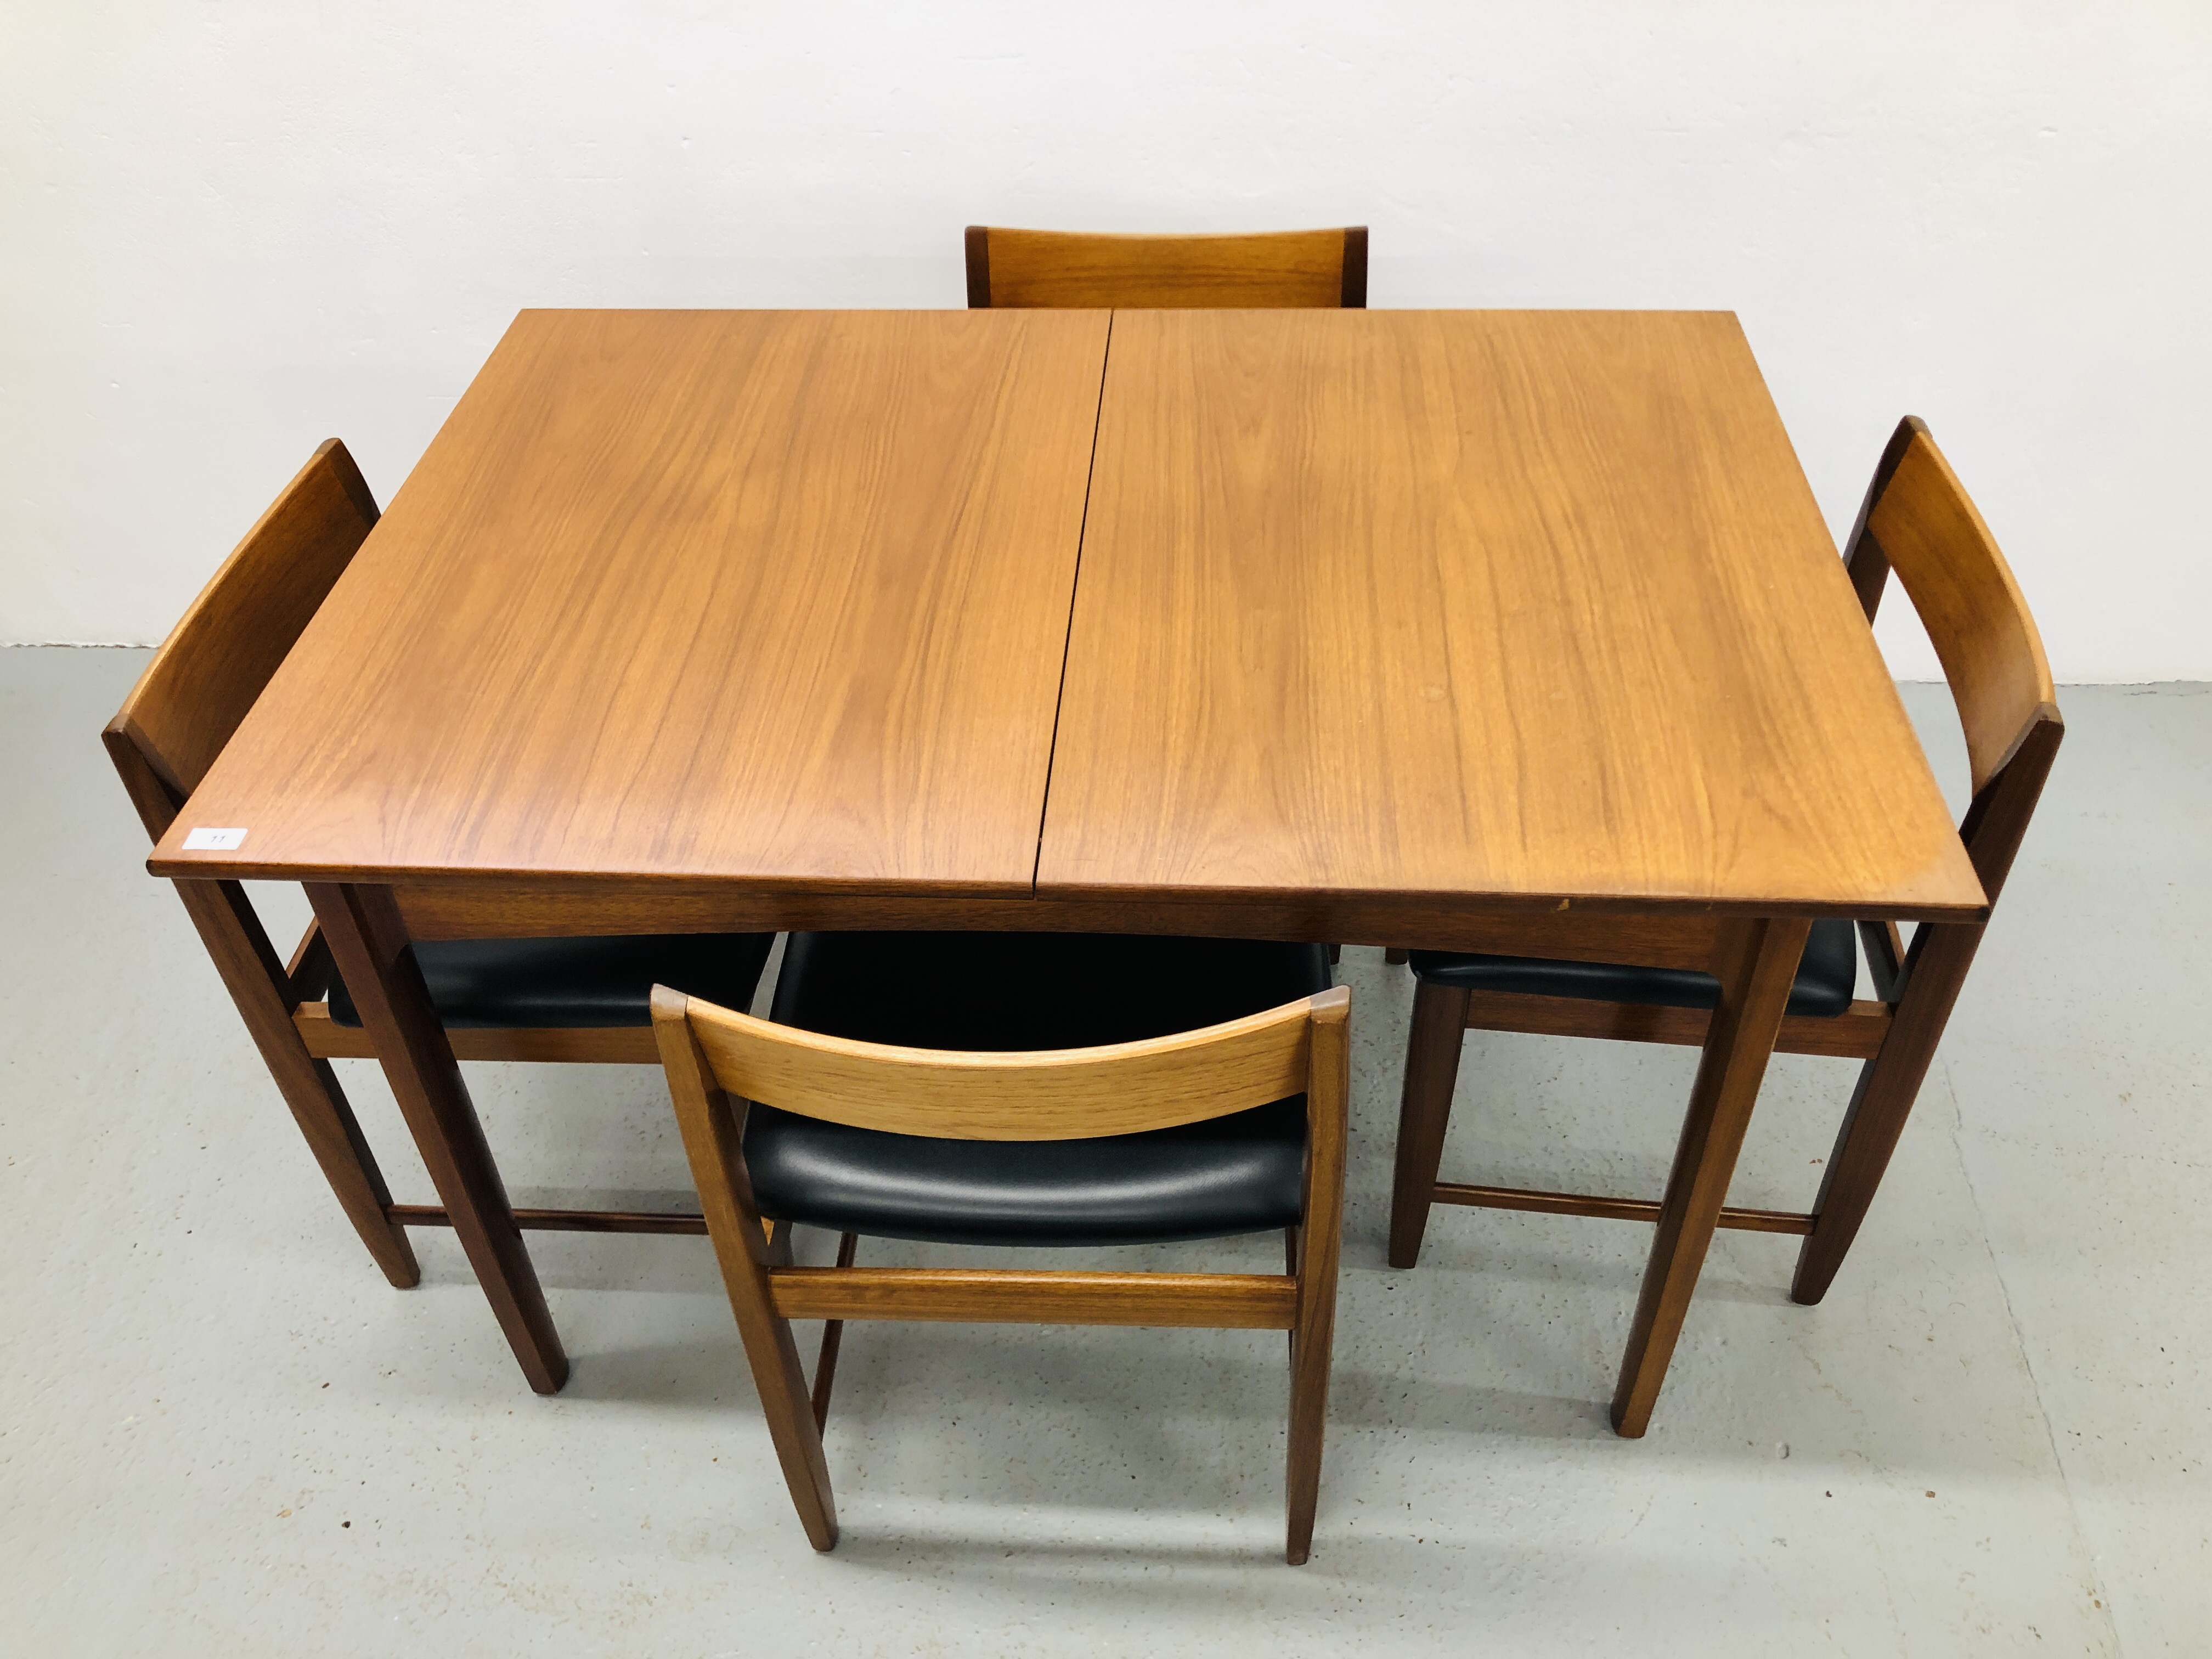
965,226,1367,311
103,439,378,840
654,984,1347,1141
1845,417,2062,904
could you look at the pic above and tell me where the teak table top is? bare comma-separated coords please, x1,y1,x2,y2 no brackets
1043,309,1982,921
153,308,1111,898
150,306,1984,927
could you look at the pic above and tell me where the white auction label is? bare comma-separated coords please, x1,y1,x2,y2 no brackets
182,827,249,850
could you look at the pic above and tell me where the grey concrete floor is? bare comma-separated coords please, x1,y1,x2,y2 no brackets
3,646,2206,1656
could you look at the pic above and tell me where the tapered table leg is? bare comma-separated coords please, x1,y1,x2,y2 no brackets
306,882,567,1394
1610,915,1810,1437
1389,979,1471,1269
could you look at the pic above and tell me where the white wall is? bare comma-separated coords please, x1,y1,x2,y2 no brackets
6,3,2207,680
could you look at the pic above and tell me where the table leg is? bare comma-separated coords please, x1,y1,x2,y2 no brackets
305,881,568,1395
1388,979,1472,1269
1610,915,1810,1438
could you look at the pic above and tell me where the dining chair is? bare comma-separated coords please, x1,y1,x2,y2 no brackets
654,931,1348,1563
104,439,777,1288
1387,416,2063,1308
964,225,1367,309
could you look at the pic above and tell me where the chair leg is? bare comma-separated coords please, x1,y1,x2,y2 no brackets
663,1079,837,1550
1327,944,1341,965
1389,980,1471,1268
1791,923,1979,1305
730,1278,839,1551
172,878,420,1288
1384,948,1410,966
811,1232,860,1429
1285,1203,1342,1565
1286,999,1349,1566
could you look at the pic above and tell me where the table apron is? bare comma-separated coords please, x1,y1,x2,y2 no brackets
383,881,1936,970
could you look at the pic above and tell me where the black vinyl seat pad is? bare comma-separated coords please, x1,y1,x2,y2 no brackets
1408,917,1859,1018
745,931,1335,1249
327,932,777,1029
746,1098,1308,1249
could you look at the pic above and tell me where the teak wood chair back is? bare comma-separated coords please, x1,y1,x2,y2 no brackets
1389,416,2063,1311
105,440,378,823
654,983,1352,1564
965,225,1367,310
104,441,425,1285
103,442,772,1296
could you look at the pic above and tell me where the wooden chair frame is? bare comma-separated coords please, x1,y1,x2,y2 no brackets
104,442,725,1294
654,982,1351,1564
966,225,1367,310
1388,416,2064,1306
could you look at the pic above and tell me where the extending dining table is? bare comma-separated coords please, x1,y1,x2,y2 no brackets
148,306,1985,1435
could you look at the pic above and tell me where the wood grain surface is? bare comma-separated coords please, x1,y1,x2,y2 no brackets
308,881,567,1392
969,227,1360,309
1452,988,1893,1059
108,438,377,816
765,1268,1299,1328
291,1002,662,1063
150,309,1110,893
149,308,1982,939
1040,309,1985,922
1286,985,1348,1564
658,999,838,1548
1612,915,1810,1435
666,984,1322,1141
1430,1181,1814,1235
1863,420,2059,794
380,881,1736,950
